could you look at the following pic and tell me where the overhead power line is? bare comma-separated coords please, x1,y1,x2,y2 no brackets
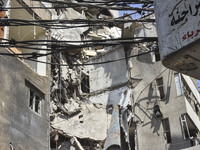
1,1,154,10
0,18,155,29
0,37,158,52
31,0,154,11
0,48,155,66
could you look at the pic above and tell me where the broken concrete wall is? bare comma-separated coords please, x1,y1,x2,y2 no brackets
89,86,131,106
51,8,89,42
51,102,112,141
83,45,134,150
49,5,123,150
86,46,129,92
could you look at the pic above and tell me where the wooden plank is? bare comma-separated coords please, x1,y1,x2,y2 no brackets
0,11,5,39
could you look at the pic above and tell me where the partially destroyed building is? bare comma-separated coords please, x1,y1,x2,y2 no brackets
1,0,200,150
49,6,200,150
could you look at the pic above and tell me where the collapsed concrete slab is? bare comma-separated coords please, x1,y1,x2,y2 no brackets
51,102,112,141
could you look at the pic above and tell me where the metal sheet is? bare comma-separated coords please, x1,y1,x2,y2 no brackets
103,105,121,150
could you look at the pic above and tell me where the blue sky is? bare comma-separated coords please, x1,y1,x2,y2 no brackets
118,4,147,19
197,80,200,91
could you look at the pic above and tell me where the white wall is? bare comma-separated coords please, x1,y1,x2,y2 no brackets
185,98,200,131
87,46,129,92
182,74,200,103
37,35,47,76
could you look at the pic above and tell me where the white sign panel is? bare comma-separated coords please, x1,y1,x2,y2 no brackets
155,0,200,59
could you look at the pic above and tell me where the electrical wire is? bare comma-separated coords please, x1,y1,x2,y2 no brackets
1,3,153,10
31,0,154,11
0,37,158,54
1,49,155,66
0,18,155,30
0,37,158,45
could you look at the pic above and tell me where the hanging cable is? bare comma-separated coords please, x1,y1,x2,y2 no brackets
0,49,155,66
30,0,154,11
0,37,158,52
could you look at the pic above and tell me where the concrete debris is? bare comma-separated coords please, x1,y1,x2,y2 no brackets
51,8,88,44
51,102,112,141
83,50,97,56
49,5,127,150
63,100,82,115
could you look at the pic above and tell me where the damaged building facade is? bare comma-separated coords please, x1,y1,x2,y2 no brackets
0,0,51,149
49,5,200,150
1,0,200,150
49,4,123,149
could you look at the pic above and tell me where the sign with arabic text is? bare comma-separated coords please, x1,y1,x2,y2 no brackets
155,0,200,59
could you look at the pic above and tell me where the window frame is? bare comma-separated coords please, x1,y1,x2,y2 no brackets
156,77,166,100
81,72,90,94
162,118,172,144
28,88,42,115
174,73,184,96
26,80,44,116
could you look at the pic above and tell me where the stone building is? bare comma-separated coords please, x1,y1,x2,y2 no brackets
0,0,51,149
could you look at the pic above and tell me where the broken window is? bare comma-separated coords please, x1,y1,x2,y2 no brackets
156,77,165,100
81,73,90,93
174,73,183,96
26,80,44,115
162,118,171,143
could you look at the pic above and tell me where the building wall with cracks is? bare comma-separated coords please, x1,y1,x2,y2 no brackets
0,48,50,150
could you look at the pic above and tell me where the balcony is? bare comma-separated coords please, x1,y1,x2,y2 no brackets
180,75,200,142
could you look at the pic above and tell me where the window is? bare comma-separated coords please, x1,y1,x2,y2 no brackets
29,90,42,114
26,80,43,115
81,72,90,93
180,114,190,139
174,73,183,96
155,49,161,61
151,42,160,62
154,105,162,118
156,77,165,100
162,118,171,143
